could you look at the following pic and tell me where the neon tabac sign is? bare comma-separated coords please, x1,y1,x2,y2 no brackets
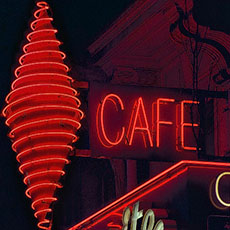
122,202,164,230
89,83,200,160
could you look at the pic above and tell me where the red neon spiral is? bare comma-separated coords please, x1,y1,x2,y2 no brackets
2,2,83,229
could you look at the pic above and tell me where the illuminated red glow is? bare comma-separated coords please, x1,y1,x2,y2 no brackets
96,94,198,151
69,161,230,230
180,100,199,150
107,222,122,229
2,2,83,229
96,94,125,147
156,98,175,148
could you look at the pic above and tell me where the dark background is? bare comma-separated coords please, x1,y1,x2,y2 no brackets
0,0,230,229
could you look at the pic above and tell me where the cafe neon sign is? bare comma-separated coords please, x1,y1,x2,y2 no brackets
96,93,199,151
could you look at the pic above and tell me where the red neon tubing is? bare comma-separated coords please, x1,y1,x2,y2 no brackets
69,160,230,230
2,2,83,229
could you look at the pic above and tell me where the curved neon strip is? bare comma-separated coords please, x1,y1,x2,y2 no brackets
19,50,66,65
95,104,113,148
11,73,73,90
97,94,125,147
9,118,81,138
32,197,57,210
27,29,58,41
31,18,53,30
12,132,77,151
7,82,77,98
34,4,49,16
4,92,81,115
18,156,70,170
5,105,83,126
34,2,49,18
34,208,52,218
2,2,84,229
24,170,65,185
15,62,69,77
6,84,78,104
215,172,230,207
26,182,62,198
107,223,122,229
23,40,61,53
38,219,51,230
17,145,73,163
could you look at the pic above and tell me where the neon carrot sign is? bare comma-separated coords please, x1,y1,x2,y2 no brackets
90,83,200,160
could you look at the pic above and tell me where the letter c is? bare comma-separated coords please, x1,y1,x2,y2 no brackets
215,172,230,207
96,93,125,147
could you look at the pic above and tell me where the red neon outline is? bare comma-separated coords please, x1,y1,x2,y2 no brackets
30,17,53,30
15,62,69,78
38,219,50,230
11,73,73,90
180,100,199,151
96,103,113,148
5,105,84,126
156,98,175,147
19,50,66,65
69,161,230,230
6,83,78,103
9,118,81,138
19,157,70,174
34,208,52,218
23,170,65,185
32,197,57,210
4,93,81,116
34,4,49,18
2,2,84,229
26,182,62,198
36,1,48,8
12,132,77,151
96,94,125,147
17,147,72,165
27,29,58,42
127,97,153,147
107,222,122,229
23,40,61,53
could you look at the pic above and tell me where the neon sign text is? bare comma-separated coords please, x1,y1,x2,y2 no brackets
96,94,125,147
96,93,199,151
122,202,164,230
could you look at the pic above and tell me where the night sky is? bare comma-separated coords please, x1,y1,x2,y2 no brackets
0,0,230,229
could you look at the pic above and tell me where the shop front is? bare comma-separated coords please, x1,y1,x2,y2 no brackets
69,161,230,230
